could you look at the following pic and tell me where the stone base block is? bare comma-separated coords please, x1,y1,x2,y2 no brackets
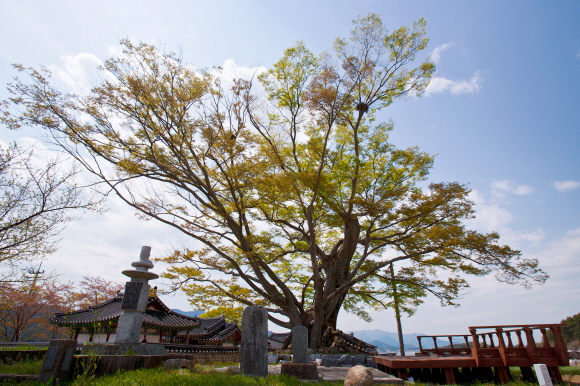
281,363,319,380
80,343,167,356
114,311,144,343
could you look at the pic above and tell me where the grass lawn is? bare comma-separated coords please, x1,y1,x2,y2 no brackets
69,367,345,386
0,359,577,385
0,358,43,374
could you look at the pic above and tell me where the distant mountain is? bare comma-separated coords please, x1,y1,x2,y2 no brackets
173,309,205,317
349,329,448,350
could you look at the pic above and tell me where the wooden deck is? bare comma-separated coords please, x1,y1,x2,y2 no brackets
373,323,570,384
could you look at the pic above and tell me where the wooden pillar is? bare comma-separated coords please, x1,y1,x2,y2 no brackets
106,329,111,342
496,327,508,367
469,328,480,367
523,327,537,361
548,366,563,384
159,328,164,344
397,368,408,380
550,325,570,365
73,328,80,340
520,367,535,383
494,367,510,384
444,368,456,384
417,337,423,354
186,329,191,345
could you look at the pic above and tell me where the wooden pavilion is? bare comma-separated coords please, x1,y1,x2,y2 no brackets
49,293,240,347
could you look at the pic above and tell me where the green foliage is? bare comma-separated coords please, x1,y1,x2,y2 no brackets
0,345,46,351
561,312,580,343
0,358,42,374
0,13,548,346
546,312,580,345
124,348,136,356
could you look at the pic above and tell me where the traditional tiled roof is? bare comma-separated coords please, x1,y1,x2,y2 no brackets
175,317,241,343
199,322,241,343
49,295,201,330
184,317,225,337
269,332,291,344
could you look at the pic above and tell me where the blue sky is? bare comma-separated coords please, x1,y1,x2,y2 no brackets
1,0,579,336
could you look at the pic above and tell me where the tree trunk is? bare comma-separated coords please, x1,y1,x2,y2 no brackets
390,263,405,356
307,216,359,348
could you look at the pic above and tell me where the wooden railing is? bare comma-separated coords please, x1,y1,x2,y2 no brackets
468,324,568,368
416,334,473,356
417,323,569,368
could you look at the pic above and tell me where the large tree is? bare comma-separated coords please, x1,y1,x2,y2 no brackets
0,143,100,279
0,14,547,347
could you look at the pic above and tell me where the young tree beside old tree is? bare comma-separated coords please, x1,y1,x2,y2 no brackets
0,143,101,281
0,275,123,341
0,14,548,347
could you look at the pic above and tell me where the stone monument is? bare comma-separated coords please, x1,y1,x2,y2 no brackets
240,306,268,376
38,339,77,384
281,326,319,380
80,246,166,355
115,246,157,343
292,326,308,363
534,364,553,386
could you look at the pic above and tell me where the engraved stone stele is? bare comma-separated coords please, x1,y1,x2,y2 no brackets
240,306,268,376
291,326,308,364
38,339,77,384
534,364,553,386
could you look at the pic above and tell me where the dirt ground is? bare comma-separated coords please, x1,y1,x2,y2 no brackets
562,374,580,385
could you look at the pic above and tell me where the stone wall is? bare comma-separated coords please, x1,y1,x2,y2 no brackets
180,352,240,364
73,352,241,377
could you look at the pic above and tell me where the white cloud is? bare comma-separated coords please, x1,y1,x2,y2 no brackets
431,42,454,64
425,71,482,96
491,180,534,196
467,189,544,246
468,190,513,229
553,180,580,192
48,53,104,95
212,59,267,92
